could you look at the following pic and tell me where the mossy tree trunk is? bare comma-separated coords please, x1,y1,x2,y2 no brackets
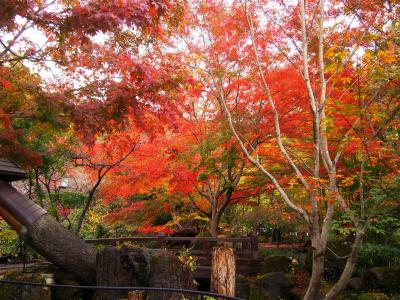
0,181,97,285
28,214,97,285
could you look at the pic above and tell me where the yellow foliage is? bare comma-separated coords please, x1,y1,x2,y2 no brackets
377,50,396,64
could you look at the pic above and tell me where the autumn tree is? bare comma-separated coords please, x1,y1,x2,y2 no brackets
173,0,399,299
220,1,398,299
0,1,185,283
0,64,72,166
0,0,183,165
99,114,252,237
1,0,186,235
60,114,147,235
169,115,248,237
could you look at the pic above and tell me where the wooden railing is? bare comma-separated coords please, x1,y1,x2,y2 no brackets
86,234,259,272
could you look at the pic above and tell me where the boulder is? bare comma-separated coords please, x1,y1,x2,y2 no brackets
235,274,251,299
348,277,363,290
362,267,400,295
260,255,293,274
249,272,297,300
0,268,51,300
355,292,390,300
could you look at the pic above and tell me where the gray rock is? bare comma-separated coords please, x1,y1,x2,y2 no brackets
348,277,363,290
362,267,400,295
249,272,297,300
235,274,251,299
0,270,51,300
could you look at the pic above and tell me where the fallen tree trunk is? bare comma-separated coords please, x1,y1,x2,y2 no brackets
0,179,195,296
0,180,96,285
29,214,97,284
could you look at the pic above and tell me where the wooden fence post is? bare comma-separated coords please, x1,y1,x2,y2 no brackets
211,246,236,297
158,232,166,248
250,234,258,259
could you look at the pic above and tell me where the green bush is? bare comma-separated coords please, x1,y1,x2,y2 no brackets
0,221,18,256
357,292,389,300
58,191,86,208
357,243,400,269
259,247,298,258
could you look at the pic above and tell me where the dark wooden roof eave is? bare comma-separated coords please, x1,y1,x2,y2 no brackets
0,159,28,182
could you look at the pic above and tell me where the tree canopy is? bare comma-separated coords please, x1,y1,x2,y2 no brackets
0,1,399,299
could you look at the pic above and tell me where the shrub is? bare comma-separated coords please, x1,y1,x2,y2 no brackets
357,243,400,270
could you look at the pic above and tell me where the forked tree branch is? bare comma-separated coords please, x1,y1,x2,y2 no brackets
218,83,310,224
245,1,310,190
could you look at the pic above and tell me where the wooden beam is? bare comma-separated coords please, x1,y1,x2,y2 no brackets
0,206,22,232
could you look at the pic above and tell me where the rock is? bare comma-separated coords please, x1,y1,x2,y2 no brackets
260,255,293,274
249,272,297,300
356,292,390,300
362,267,400,295
235,274,251,299
0,268,51,300
348,277,363,290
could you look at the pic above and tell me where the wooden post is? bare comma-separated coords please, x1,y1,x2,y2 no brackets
158,232,166,248
250,234,258,259
210,246,236,297
205,240,211,259
0,206,22,232
128,291,145,300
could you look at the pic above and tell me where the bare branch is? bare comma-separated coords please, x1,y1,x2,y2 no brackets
218,82,310,224
245,1,310,190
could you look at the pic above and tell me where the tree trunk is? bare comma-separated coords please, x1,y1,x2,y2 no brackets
147,249,196,300
28,214,97,285
95,247,196,300
303,243,325,300
95,247,152,300
0,180,97,285
211,246,236,298
75,193,94,235
324,230,365,300
210,216,218,238
209,196,219,237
